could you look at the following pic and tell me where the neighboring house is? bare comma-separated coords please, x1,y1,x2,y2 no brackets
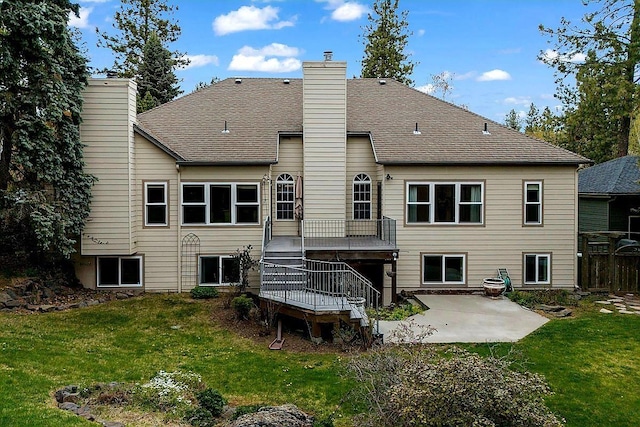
75,55,589,313
579,156,640,240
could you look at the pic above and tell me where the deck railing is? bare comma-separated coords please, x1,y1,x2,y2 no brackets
260,259,380,314
302,217,396,249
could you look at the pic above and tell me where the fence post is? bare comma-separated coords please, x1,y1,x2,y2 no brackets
608,236,616,292
581,234,589,290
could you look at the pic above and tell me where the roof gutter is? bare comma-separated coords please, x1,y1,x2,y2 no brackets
378,160,590,167
176,160,276,166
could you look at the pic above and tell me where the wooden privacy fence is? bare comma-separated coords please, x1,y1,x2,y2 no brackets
580,232,640,293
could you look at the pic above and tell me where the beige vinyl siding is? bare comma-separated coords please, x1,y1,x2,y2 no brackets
384,165,578,290
302,61,347,222
179,165,268,292
346,136,378,219
80,79,137,255
272,137,303,236
133,135,179,292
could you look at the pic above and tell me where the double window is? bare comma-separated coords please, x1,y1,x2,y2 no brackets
182,183,260,225
276,174,295,220
145,182,168,226
199,255,239,285
407,182,483,224
422,254,466,285
353,173,371,220
524,181,542,225
524,253,550,285
97,256,142,287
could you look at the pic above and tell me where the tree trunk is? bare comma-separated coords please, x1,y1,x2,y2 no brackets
0,124,13,192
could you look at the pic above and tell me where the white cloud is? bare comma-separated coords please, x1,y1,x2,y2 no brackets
68,7,92,29
416,84,435,94
455,71,476,80
180,54,220,70
503,96,531,106
317,0,367,22
239,43,301,57
213,5,295,36
541,49,586,64
228,54,301,72
477,69,511,82
228,43,302,72
540,93,555,100
417,29,425,36
332,2,368,21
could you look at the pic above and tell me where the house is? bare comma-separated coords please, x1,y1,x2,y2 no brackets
579,155,640,240
74,55,589,331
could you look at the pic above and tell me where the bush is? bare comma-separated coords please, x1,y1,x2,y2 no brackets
190,286,219,299
508,289,576,309
184,407,215,427
134,370,203,414
196,388,226,417
376,302,424,320
232,294,254,320
344,345,563,427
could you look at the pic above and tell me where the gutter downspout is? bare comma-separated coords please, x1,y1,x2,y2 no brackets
177,163,182,293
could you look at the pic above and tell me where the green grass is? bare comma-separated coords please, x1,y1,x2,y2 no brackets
0,295,347,426
1,294,639,426
466,308,640,427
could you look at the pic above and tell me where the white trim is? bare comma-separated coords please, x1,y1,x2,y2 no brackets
97,256,143,287
524,181,543,225
407,182,484,224
353,173,372,220
198,255,238,286
524,253,551,285
144,182,168,226
181,182,261,225
275,173,295,221
422,253,466,285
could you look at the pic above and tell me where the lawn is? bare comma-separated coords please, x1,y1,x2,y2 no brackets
0,293,639,426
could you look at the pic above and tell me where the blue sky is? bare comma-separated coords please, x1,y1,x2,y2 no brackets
68,0,593,122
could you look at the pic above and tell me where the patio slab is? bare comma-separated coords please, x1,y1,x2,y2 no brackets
377,294,549,343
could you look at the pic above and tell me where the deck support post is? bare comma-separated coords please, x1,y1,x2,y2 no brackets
391,252,398,304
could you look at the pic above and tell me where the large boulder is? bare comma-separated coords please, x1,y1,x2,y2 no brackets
229,404,313,427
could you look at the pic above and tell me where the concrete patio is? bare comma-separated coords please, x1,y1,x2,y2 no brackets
378,294,549,343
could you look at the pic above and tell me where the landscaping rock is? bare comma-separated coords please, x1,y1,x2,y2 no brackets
38,305,57,313
595,300,612,305
115,292,128,300
0,292,12,305
59,402,80,413
554,308,573,318
599,308,613,314
4,299,25,308
537,304,565,313
619,310,636,315
229,404,313,427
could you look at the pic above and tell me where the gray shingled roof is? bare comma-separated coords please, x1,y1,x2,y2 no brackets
579,155,640,195
136,77,589,165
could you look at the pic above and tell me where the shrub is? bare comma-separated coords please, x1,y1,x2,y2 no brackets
134,370,203,414
232,294,254,320
196,388,226,417
184,407,215,427
376,302,424,320
508,289,576,309
344,345,563,427
190,286,219,299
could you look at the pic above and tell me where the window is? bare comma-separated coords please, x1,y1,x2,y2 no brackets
524,254,550,285
199,256,239,285
524,181,542,225
97,256,142,287
353,173,371,220
422,254,465,285
407,182,483,224
181,183,260,225
145,182,167,226
276,174,295,220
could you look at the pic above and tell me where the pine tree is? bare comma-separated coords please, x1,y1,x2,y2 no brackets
96,0,188,78
361,0,416,85
136,32,181,112
0,0,95,262
504,109,522,132
540,0,640,158
524,103,541,135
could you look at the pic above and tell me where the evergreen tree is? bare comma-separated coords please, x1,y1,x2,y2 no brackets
361,0,416,86
504,109,522,132
193,77,221,93
96,0,188,79
540,0,640,158
0,0,95,262
136,32,181,112
524,103,541,135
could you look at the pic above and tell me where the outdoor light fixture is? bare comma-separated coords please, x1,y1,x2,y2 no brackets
386,174,393,180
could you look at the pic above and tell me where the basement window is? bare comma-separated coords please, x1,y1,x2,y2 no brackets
97,256,142,287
